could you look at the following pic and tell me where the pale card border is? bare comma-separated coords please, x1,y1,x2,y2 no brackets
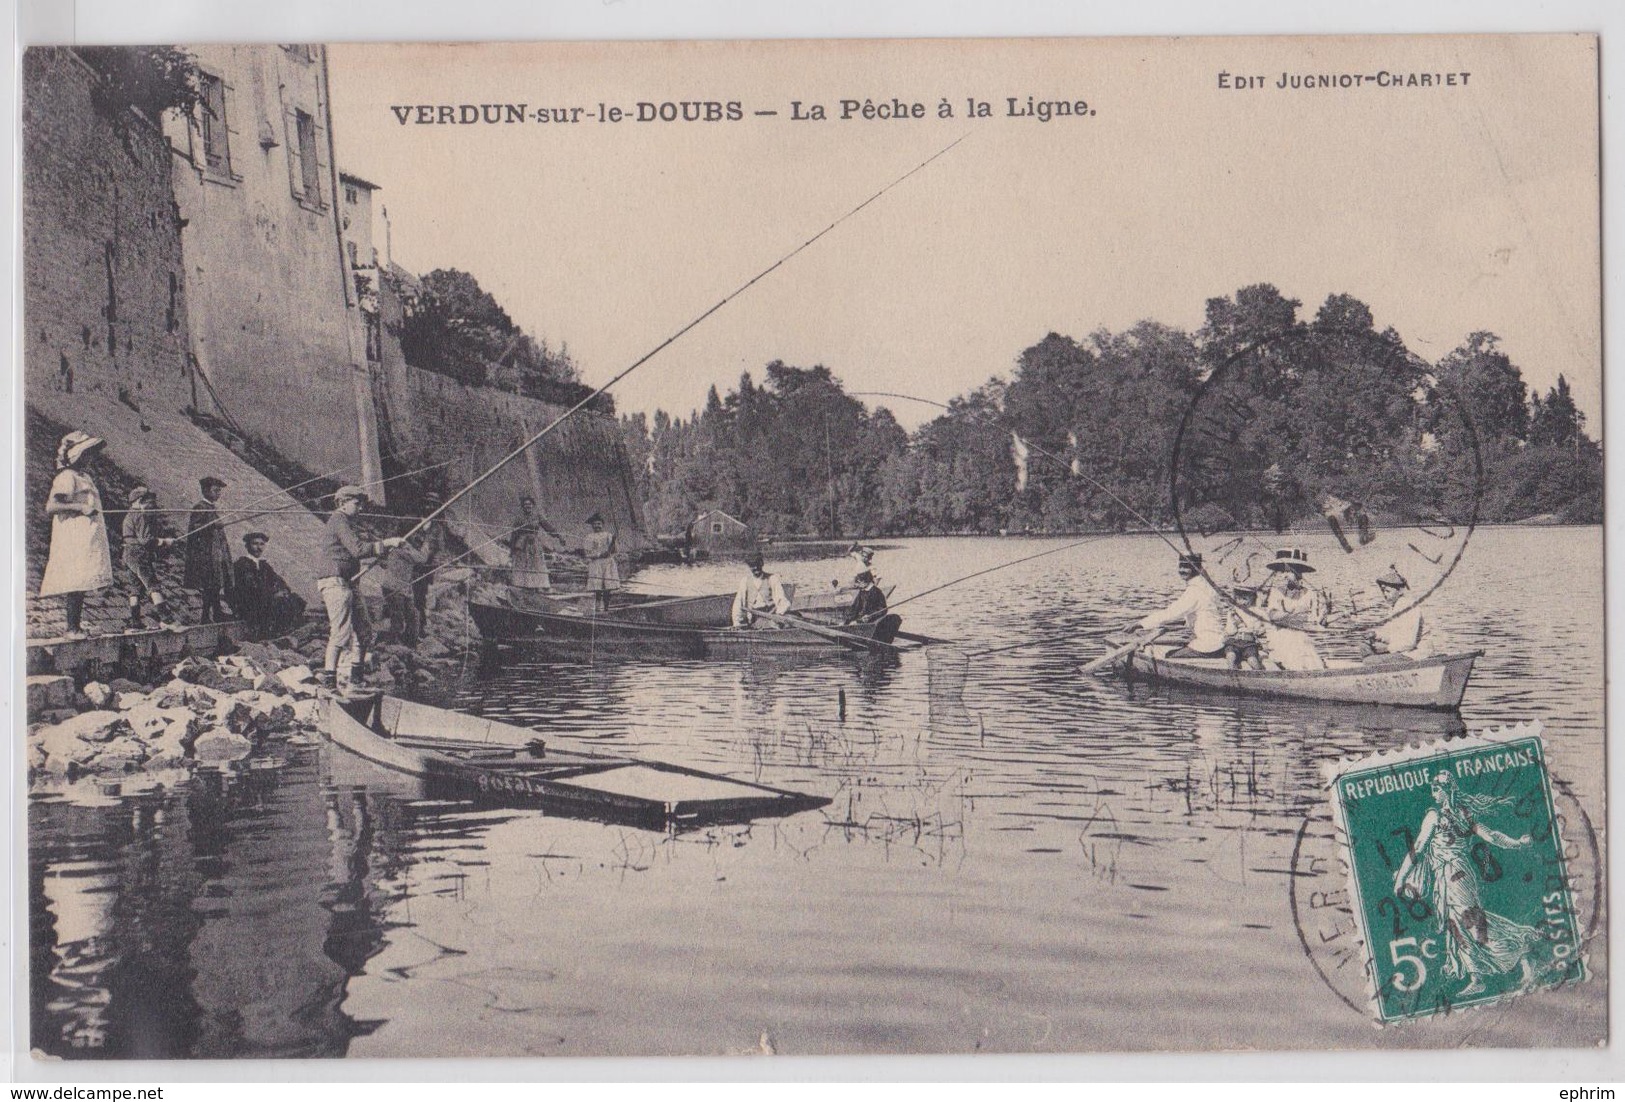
6,0,1622,1087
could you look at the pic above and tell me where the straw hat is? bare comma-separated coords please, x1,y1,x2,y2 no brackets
1266,548,1315,573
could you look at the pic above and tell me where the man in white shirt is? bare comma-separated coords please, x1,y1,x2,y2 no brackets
1362,565,1434,665
732,552,791,627
1137,553,1227,658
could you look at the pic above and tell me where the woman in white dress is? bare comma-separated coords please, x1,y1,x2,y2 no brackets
1261,547,1328,670
39,431,114,638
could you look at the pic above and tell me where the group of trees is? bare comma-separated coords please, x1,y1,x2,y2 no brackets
396,268,600,407
621,284,1601,538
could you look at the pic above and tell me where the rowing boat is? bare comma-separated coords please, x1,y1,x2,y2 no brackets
1104,642,1482,710
468,600,905,657
506,583,878,628
319,692,830,829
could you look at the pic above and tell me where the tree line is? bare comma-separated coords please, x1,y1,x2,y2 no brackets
619,284,1601,539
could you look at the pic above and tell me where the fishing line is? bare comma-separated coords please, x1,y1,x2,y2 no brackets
884,532,1117,614
360,132,972,581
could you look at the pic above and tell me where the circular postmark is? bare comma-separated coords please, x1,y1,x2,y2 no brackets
1289,766,1602,1024
1169,327,1484,635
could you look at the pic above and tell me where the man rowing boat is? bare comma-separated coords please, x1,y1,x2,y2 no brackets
1136,552,1227,658
732,551,791,628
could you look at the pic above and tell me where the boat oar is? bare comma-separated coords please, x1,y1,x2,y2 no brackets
1079,626,1169,675
891,628,953,646
752,610,906,654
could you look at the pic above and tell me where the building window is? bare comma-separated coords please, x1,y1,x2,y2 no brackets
198,72,231,176
711,521,724,535
347,241,359,268
295,110,321,203
345,185,359,204
364,311,382,363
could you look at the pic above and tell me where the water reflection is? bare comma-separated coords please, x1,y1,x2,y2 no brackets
29,529,1605,1057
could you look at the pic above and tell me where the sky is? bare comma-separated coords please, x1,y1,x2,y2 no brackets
327,36,1601,431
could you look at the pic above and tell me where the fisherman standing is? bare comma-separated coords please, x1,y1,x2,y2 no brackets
732,552,791,628
120,486,180,629
39,431,113,639
582,512,621,612
184,476,234,623
317,486,404,690
1260,548,1329,670
505,496,561,592
1136,553,1227,658
1362,565,1434,665
412,492,452,621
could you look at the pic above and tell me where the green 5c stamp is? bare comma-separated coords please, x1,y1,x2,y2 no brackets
1327,724,1586,1022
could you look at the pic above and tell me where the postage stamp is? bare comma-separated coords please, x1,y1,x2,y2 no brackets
1326,723,1587,1023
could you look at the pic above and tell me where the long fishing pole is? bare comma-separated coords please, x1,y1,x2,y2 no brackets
883,532,1116,615
360,133,969,579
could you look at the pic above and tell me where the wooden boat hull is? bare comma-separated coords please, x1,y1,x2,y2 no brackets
469,600,901,657
319,693,829,829
1117,645,1482,710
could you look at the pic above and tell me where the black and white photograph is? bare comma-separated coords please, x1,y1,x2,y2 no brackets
15,32,1604,1063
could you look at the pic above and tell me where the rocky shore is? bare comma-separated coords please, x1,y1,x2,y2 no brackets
26,577,484,783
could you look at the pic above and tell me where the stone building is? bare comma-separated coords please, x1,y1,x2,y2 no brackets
163,45,383,490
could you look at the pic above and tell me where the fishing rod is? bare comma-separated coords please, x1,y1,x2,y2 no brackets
883,532,1117,615
360,132,970,582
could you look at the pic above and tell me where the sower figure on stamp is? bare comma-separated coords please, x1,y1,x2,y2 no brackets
39,431,114,639
1393,771,1544,997
1135,553,1226,658
184,476,235,623
120,485,181,629
317,486,404,690
582,512,621,612
233,531,306,641
1361,565,1434,666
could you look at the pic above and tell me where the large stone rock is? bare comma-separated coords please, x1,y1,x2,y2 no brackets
93,737,150,771
82,681,114,708
289,698,321,726
45,710,130,744
171,656,215,684
114,690,153,711
193,729,254,762
34,721,108,771
275,665,317,697
124,703,173,741
26,675,76,713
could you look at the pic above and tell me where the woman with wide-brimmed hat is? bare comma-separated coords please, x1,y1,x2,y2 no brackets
1260,547,1328,670
38,431,114,638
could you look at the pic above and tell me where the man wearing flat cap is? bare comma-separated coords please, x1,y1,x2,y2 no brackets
184,476,234,623
317,486,404,689
234,530,305,641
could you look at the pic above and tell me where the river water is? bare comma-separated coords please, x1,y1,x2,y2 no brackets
27,528,1605,1059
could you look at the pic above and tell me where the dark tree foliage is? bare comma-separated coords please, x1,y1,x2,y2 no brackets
621,287,1600,537
73,46,201,120
398,268,597,407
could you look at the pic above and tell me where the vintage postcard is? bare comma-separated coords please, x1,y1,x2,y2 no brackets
17,34,1602,1060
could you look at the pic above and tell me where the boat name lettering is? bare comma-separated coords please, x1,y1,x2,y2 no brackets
476,772,542,794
